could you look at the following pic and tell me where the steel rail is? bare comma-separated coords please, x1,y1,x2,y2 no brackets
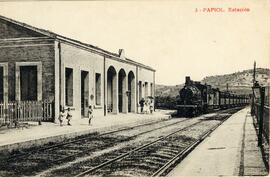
74,109,237,177
2,108,240,177
74,120,204,177
5,117,191,164
4,119,169,161
45,118,191,164
151,112,233,177
5,107,241,162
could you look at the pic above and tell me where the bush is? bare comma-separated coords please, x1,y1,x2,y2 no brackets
155,96,178,110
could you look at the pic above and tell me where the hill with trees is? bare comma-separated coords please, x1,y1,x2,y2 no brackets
155,68,269,109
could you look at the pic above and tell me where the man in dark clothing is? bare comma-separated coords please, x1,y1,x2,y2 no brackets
139,98,145,113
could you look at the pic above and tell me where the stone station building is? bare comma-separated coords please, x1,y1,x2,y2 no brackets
0,15,155,122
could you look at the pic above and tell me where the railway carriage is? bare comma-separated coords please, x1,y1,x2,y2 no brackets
219,91,226,109
225,92,230,108
219,91,231,109
232,94,237,107
207,85,215,111
212,88,220,109
229,93,234,108
237,95,240,106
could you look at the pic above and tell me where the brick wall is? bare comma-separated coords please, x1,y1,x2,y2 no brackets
0,39,55,101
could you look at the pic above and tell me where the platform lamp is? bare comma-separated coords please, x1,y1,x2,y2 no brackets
252,81,265,146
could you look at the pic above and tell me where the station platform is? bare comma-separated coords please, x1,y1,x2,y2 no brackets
0,110,172,154
168,107,269,176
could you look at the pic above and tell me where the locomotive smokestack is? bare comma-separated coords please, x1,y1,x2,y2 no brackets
185,76,191,85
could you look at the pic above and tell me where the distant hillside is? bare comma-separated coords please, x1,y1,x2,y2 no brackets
156,68,270,97
155,84,183,97
202,68,270,95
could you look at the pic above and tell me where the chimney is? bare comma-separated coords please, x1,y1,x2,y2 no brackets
119,49,125,60
185,76,191,85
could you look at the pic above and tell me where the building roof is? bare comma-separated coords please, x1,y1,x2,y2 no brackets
0,15,155,71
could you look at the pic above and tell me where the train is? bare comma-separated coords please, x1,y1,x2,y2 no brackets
176,76,250,117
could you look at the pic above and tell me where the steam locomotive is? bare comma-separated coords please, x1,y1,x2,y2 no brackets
176,76,250,117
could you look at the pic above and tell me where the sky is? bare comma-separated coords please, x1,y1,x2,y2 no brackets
0,0,269,85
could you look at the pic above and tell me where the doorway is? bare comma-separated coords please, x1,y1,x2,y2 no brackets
81,71,89,117
128,71,135,112
0,67,3,102
107,66,117,113
118,69,126,113
20,66,37,101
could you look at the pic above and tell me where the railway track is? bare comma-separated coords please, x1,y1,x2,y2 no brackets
0,107,242,177
2,118,172,161
3,107,240,162
73,110,237,177
0,117,192,176
151,114,232,177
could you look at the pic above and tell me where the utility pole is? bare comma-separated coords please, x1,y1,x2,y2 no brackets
251,61,256,115
253,61,256,85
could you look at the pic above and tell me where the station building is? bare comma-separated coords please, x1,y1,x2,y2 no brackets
0,15,155,121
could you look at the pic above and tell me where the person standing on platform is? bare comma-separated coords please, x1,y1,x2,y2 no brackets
139,98,145,114
58,107,65,126
150,99,154,114
66,107,72,126
88,105,93,126
144,99,149,114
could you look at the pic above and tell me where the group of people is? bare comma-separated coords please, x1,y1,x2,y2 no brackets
58,98,155,126
58,105,93,126
139,97,154,114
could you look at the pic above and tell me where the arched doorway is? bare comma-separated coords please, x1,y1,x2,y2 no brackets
107,66,117,113
128,71,135,112
118,69,127,113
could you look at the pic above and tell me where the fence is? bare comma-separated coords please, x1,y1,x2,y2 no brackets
252,86,269,170
254,103,269,143
0,101,54,126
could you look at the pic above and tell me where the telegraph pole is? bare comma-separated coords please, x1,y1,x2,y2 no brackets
253,61,256,85
251,61,256,115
